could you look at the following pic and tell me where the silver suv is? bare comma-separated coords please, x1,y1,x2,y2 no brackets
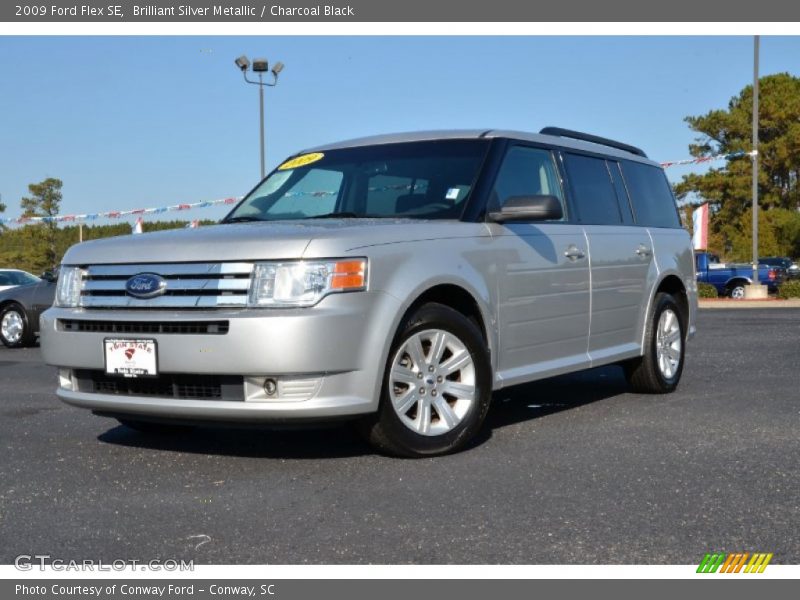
42,128,697,456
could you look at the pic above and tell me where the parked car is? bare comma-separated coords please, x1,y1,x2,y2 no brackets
0,268,40,292
0,270,57,347
695,251,785,298
759,256,799,280
42,128,697,456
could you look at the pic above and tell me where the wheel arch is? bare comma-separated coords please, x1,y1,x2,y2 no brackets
655,274,690,330
639,272,691,353
401,283,490,345
725,276,751,289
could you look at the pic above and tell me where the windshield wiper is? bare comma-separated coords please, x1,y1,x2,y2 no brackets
305,212,361,219
222,216,264,224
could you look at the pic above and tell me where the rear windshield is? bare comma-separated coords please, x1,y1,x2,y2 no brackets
224,140,490,222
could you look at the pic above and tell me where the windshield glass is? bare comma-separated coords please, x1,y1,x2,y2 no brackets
224,140,490,222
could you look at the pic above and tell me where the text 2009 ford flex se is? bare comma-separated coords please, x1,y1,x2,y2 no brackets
42,127,697,456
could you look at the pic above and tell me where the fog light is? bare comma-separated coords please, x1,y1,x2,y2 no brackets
58,369,73,390
263,378,278,396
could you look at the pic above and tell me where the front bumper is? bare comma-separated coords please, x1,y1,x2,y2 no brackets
41,291,401,422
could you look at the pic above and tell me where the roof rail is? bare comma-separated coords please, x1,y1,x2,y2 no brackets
539,126,647,158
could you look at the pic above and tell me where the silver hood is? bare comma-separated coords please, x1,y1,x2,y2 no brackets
61,219,489,265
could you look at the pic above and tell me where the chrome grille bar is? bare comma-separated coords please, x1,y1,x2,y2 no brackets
86,263,254,277
80,262,253,309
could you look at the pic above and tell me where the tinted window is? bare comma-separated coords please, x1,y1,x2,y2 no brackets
563,154,622,225
11,271,39,285
621,161,681,228
491,146,565,218
608,161,635,224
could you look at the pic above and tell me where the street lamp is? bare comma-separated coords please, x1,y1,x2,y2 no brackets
235,54,284,179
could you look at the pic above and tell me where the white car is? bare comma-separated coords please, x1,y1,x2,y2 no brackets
0,269,40,292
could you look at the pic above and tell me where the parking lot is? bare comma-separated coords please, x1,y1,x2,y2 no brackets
1,308,798,564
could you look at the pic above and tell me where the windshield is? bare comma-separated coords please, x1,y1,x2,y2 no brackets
223,140,490,222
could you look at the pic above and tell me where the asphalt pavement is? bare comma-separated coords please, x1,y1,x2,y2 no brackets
1,309,798,564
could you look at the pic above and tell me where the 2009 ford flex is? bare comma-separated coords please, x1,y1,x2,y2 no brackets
42,128,697,456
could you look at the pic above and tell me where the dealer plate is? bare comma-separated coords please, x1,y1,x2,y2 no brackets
104,338,158,378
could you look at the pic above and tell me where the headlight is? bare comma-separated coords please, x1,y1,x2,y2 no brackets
54,266,85,308
248,259,367,307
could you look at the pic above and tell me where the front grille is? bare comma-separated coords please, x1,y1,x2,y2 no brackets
59,319,229,335
74,370,244,401
79,262,253,309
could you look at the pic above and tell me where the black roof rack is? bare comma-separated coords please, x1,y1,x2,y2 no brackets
539,126,647,158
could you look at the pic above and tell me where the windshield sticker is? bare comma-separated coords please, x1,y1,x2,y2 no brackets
445,187,461,200
278,152,325,171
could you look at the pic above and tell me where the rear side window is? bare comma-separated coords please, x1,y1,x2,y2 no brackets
563,153,623,225
621,161,681,228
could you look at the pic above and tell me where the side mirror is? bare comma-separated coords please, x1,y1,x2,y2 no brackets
488,195,563,223
41,271,56,282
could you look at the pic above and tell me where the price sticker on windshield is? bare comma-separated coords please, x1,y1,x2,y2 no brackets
278,152,325,170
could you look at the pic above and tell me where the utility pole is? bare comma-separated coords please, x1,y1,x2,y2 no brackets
752,35,759,284
746,35,767,299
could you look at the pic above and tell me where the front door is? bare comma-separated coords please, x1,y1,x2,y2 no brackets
488,145,591,387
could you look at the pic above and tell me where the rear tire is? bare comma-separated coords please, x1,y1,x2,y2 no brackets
358,303,492,457
0,303,35,348
624,293,686,394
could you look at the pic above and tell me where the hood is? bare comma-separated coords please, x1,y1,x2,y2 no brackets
61,219,489,265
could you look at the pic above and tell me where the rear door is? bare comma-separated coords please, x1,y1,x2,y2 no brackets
563,153,654,364
487,144,591,386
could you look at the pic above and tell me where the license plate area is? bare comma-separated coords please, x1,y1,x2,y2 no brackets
104,338,158,378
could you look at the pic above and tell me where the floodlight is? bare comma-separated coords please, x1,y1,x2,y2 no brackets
252,58,269,72
234,55,250,71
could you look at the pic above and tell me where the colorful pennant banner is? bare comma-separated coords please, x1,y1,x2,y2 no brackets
660,150,756,169
0,196,241,226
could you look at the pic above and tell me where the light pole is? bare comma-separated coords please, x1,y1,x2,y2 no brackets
235,55,285,179
746,36,767,298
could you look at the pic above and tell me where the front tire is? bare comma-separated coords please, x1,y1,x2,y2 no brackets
0,303,34,348
729,283,747,299
625,293,686,394
358,303,492,457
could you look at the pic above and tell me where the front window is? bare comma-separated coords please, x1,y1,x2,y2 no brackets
224,140,490,222
0,271,39,286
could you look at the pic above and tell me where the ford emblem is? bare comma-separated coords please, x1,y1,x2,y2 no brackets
125,273,167,299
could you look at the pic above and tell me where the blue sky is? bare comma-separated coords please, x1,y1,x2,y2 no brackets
1,36,798,223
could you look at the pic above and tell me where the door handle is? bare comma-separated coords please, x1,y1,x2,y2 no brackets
635,244,652,257
564,245,586,260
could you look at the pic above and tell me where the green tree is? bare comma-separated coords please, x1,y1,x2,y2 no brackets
20,177,63,271
675,73,800,260
0,194,6,233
